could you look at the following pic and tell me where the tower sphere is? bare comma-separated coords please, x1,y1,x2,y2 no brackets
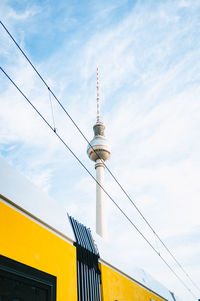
87,122,111,162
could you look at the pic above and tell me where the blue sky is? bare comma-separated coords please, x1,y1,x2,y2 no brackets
0,0,200,300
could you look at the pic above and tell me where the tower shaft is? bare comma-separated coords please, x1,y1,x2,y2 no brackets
95,159,105,237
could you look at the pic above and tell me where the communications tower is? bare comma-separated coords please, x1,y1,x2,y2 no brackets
87,68,111,237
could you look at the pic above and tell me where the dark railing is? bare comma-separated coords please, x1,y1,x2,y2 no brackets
68,215,101,301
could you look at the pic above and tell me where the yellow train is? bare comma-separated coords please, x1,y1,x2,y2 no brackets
0,156,177,301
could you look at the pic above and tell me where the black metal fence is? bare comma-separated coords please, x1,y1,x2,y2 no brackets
68,215,101,301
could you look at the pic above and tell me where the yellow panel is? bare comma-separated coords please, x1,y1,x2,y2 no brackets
0,200,77,301
100,263,165,301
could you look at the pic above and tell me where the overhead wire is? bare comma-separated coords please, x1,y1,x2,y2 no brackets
0,21,200,292
48,87,56,132
0,66,198,299
1,20,200,296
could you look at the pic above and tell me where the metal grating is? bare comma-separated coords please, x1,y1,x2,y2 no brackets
68,215,101,301
169,292,176,301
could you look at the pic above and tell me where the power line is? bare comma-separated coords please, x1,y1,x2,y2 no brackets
1,20,199,295
0,66,197,299
48,87,56,132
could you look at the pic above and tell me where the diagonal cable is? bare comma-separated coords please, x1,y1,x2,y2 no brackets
1,20,200,294
0,66,198,300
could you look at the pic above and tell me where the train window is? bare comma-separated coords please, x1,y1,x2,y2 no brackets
0,255,56,301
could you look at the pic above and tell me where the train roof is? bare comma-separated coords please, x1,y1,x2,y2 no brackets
0,155,181,301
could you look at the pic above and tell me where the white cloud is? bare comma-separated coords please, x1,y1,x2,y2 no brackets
0,1,200,300
7,6,41,21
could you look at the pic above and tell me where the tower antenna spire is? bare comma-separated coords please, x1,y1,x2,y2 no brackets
97,67,100,123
